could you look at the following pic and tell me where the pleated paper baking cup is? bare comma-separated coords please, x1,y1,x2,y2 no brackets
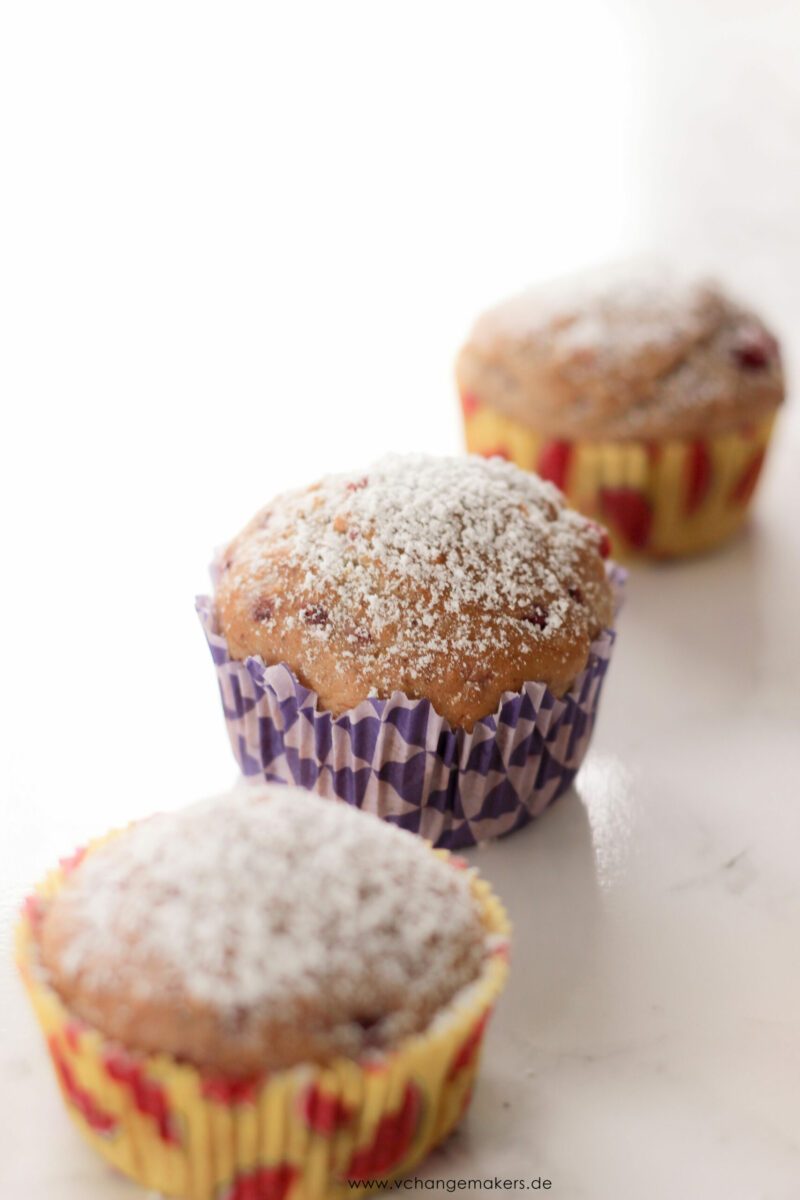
461,392,777,559
196,568,623,850
17,843,510,1200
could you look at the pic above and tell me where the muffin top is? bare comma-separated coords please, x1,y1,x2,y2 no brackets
39,786,491,1074
456,270,784,440
215,454,614,729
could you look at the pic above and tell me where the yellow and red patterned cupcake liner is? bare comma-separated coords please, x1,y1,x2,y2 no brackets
461,393,777,559
16,841,510,1200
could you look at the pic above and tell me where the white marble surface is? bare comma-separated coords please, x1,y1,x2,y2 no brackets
4,422,799,1199
4,3,800,1198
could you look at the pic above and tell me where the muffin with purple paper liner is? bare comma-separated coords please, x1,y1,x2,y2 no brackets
197,453,624,848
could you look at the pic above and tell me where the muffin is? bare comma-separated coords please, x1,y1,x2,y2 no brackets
197,453,623,847
18,785,510,1200
456,269,784,558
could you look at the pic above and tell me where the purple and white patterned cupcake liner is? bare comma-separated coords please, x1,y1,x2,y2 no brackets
196,566,624,849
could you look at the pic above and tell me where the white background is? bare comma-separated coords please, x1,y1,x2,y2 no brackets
1,2,799,1198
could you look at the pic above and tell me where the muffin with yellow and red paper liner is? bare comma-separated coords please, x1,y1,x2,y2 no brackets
17,785,510,1200
457,268,784,558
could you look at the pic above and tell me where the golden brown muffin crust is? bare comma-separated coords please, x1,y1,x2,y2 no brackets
214,454,614,730
38,787,490,1075
456,270,784,441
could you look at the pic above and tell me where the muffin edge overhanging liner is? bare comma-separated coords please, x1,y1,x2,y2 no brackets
16,839,510,1200
195,563,625,849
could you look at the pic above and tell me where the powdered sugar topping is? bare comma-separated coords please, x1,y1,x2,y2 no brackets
477,268,720,362
47,787,488,1052
222,454,608,676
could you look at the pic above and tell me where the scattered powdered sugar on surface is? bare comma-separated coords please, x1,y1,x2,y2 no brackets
224,454,606,673
49,787,487,1044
